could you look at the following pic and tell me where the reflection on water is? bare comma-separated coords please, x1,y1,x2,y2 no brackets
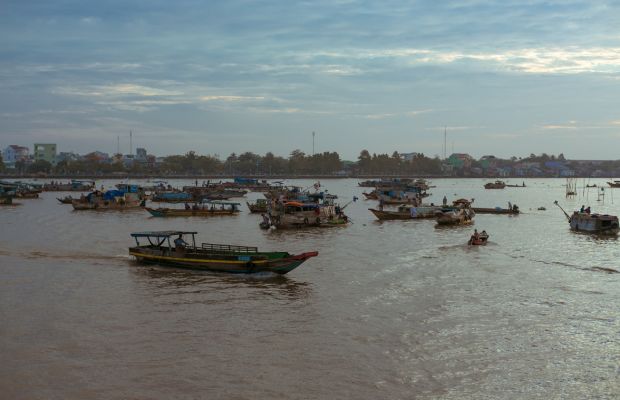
1,178,620,399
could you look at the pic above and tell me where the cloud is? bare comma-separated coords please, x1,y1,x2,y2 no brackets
200,95,265,102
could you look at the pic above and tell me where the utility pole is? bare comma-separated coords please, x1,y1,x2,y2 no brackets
117,136,120,155
443,126,447,160
129,130,133,155
312,131,316,156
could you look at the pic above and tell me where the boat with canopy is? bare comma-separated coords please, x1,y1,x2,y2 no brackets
129,231,318,274
145,200,241,217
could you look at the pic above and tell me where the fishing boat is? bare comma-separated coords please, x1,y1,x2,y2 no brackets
472,205,519,215
435,208,475,226
368,205,453,220
260,201,349,229
247,198,269,213
72,190,144,210
145,200,241,217
554,201,619,235
484,180,506,189
468,232,489,245
129,231,318,274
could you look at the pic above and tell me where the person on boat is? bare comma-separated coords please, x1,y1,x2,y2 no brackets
585,206,591,214
443,195,447,206
471,229,480,242
580,205,585,213
378,198,384,211
481,230,487,238
174,235,188,250
184,202,190,210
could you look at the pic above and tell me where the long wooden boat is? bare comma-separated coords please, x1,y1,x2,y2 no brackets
369,205,453,220
146,206,240,217
129,231,318,274
484,180,506,189
472,206,519,215
44,180,95,192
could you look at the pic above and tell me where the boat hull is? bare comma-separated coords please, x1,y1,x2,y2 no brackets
145,207,240,217
569,213,619,235
369,207,440,220
129,248,318,274
472,207,519,215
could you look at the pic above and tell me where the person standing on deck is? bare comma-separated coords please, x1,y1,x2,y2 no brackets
443,196,447,206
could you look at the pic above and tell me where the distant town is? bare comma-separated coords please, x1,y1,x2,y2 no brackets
2,143,620,178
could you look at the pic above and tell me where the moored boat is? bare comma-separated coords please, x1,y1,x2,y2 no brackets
247,198,269,213
472,206,519,215
145,200,241,217
484,180,506,189
369,205,454,220
72,190,144,210
129,231,318,274
260,201,349,229
44,180,95,192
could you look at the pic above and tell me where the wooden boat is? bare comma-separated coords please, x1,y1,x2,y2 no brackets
129,231,318,274
435,208,475,226
484,180,506,189
145,200,241,217
607,180,620,188
0,195,14,205
369,205,453,220
247,198,269,213
362,191,378,200
554,201,619,235
472,206,519,215
57,196,74,204
72,190,144,210
468,233,489,245
260,201,349,229
44,180,95,192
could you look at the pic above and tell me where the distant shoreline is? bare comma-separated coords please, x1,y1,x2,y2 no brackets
0,173,615,180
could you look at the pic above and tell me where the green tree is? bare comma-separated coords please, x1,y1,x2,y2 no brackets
28,160,52,174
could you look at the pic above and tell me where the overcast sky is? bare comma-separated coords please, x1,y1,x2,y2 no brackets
1,0,620,160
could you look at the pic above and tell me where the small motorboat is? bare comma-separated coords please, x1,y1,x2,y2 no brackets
468,232,489,245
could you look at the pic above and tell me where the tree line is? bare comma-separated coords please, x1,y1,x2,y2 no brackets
2,149,443,176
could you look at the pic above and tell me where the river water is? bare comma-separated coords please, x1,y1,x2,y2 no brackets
1,178,618,399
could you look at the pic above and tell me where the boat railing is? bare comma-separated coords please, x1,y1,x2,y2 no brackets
201,243,258,254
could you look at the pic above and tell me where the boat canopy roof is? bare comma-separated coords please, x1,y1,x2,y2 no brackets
131,231,198,238
200,200,241,205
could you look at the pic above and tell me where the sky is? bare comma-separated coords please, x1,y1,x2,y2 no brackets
1,0,620,160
